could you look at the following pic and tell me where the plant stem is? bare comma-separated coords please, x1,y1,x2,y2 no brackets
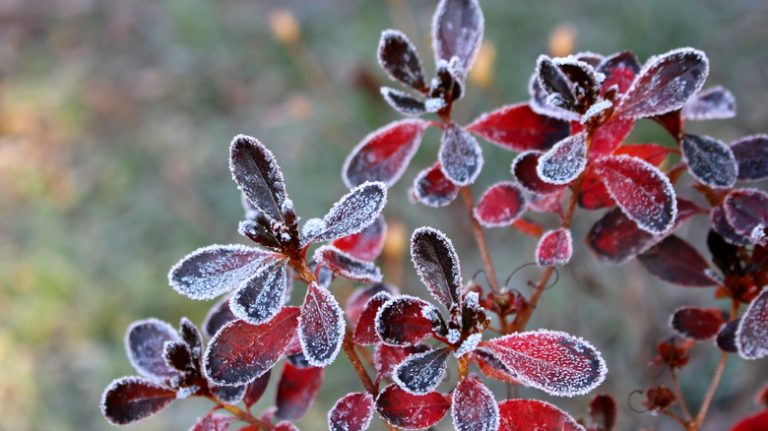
214,399,266,428
342,328,378,394
460,186,501,293
670,369,693,422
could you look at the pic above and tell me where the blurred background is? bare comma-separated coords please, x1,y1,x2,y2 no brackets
1,0,768,429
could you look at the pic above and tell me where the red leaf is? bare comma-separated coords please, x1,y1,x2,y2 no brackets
345,283,399,329
243,370,271,408
439,123,484,186
589,394,617,431
451,377,499,431
731,410,768,431
203,296,236,338
466,103,569,152
615,143,674,165
431,0,484,73
637,235,717,287
328,392,375,431
737,288,768,360
732,134,768,182
473,182,526,227
343,119,429,187
410,227,462,308
536,228,573,267
229,134,288,222
204,306,300,386
353,291,391,345
482,329,607,397
498,399,583,431
717,319,739,353
314,245,382,284
512,151,567,195
526,189,564,214
471,348,520,384
275,362,324,421
189,413,236,431
375,344,430,382
670,307,726,340
299,282,345,367
376,295,438,346
578,171,615,210
682,86,736,121
411,162,460,207
537,133,587,185
332,216,387,261
723,189,768,243
617,48,709,118
593,155,677,234
100,377,176,425
376,384,451,430
582,115,636,160
597,51,640,95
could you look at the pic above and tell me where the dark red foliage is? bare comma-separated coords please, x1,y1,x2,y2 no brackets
243,370,271,408
537,133,587,185
275,362,324,421
643,386,677,412
378,30,426,92
229,135,288,222
581,115,635,160
670,307,726,340
731,410,768,431
375,344,430,382
314,245,382,284
466,103,569,151
681,133,738,188
497,399,582,431
451,377,499,431
723,189,768,242
411,227,462,308
345,283,398,329
432,0,484,73
332,216,387,261
473,182,526,227
471,349,519,385
731,134,768,182
100,377,177,425
328,392,375,431
376,296,438,346
411,162,460,207
376,384,451,430
589,394,618,431
653,336,695,369
637,235,717,287
512,151,567,195
536,228,573,267
717,319,740,353
189,413,235,431
353,291,391,345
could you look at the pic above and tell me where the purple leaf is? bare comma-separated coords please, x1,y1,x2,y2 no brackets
710,206,752,247
432,0,484,74
229,134,288,222
411,227,462,308
537,132,587,185
682,86,736,120
638,235,717,287
682,134,737,189
439,123,484,186
230,262,288,325
202,296,237,338
299,282,345,367
211,384,246,404
452,377,499,431
723,189,768,243
392,348,450,395
378,29,427,91
528,73,580,122
731,134,768,182
737,288,768,359
307,182,387,243
125,318,181,380
100,377,176,425
381,87,427,116
411,162,460,208
314,245,382,284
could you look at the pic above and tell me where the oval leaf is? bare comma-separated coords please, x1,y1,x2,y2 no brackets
431,0,484,74
125,318,181,380
731,134,768,182
378,29,426,91
299,282,345,367
276,362,324,421
682,86,736,121
473,181,526,228
328,392,375,431
229,134,288,222
314,245,382,284
411,227,462,308
376,295,438,346
189,413,236,431
452,377,499,431
411,162,460,207
723,189,768,242
498,399,584,431
670,307,726,340
393,348,450,395
537,133,587,185
536,228,573,267
511,151,567,195
682,134,737,188
100,377,176,425
308,181,387,243
466,103,569,152
637,235,717,287
736,288,768,360
381,87,427,116
376,384,451,430
589,394,617,431
332,216,387,261
716,319,740,353
439,123,484,186
230,263,288,325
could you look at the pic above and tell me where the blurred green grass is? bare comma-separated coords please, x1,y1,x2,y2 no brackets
1,0,767,429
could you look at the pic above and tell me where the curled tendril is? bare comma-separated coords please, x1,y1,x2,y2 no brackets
472,269,492,291
503,263,560,293
628,389,649,414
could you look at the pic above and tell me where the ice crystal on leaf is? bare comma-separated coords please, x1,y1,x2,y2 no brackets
353,291,391,345
299,282,345,367
512,151,566,195
682,86,736,120
682,133,738,189
305,181,387,243
535,228,573,267
381,87,428,116
465,103,569,152
723,189,768,244
432,0,484,75
332,215,387,261
411,162,460,207
451,377,499,431
189,413,236,431
537,132,587,185
439,123,484,186
736,288,768,360
411,227,462,308
314,245,382,284
328,392,375,431
473,182,526,228
376,295,439,346
125,318,182,381
229,135,288,223
230,262,288,325
392,347,450,395
378,29,427,91
100,377,177,425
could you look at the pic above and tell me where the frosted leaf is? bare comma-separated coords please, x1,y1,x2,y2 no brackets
536,55,576,109
375,344,430,382
528,73,580,122
411,162,459,208
537,132,587,185
229,135,288,222
299,282,345,367
178,317,203,365
125,318,182,381
211,384,246,404
638,235,718,287
307,181,387,243
716,319,739,353
392,348,450,395
353,291,391,345
473,181,526,227
431,0,484,74
202,296,236,338
243,370,271,408
682,86,736,120
381,87,427,116
328,392,375,431
204,306,300,386
731,134,768,182
301,218,324,243
411,227,462,308
378,29,427,91
670,307,725,340
169,244,282,300
100,376,176,425
332,215,387,261
447,328,461,344
375,295,438,346
526,189,564,214
376,384,451,430
238,219,279,249
554,56,605,103
482,329,608,397
275,362,324,420
681,134,737,188
580,99,612,124
593,155,677,235
617,48,709,118
230,262,288,325
162,341,192,373
471,349,519,384
241,192,261,221
535,228,573,267
274,421,299,431
574,51,604,67
455,333,483,358
314,245,382,284
425,97,447,112
596,51,641,95
439,123,484,186
345,283,399,327
466,102,569,152
498,399,585,431
451,377,499,431
723,189,768,241
344,119,429,188
189,413,236,431
736,288,768,359
511,151,567,195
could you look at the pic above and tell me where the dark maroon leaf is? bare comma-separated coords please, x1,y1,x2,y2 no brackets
535,228,573,267
178,317,203,365
638,235,717,287
100,377,176,425
203,296,237,339
376,384,451,430
511,151,567,195
343,119,429,187
737,288,768,359
328,392,375,431
498,399,583,431
375,344,431,382
439,123,483,186
230,263,288,325
189,413,236,431
431,0,484,74
452,377,499,431
411,227,462,308
723,189,768,243
617,48,709,118
229,134,288,222
536,55,576,109
556,57,602,102
353,291,391,345
307,181,387,243
211,384,246,404
163,341,192,373
381,87,427,116
466,103,569,152
299,282,345,367
682,86,736,120
411,162,460,207
376,296,439,346
243,370,271,408
732,134,768,182
125,318,181,380
314,245,382,284
473,182,526,227
345,283,399,328
717,319,740,353
671,307,726,340
583,115,636,161
204,306,300,386
537,132,587,185
711,206,752,247
482,329,607,397
682,134,738,188
332,216,387,261
392,348,450,395
589,394,618,431
528,73,579,122
707,229,742,276
276,362,324,421
378,29,426,91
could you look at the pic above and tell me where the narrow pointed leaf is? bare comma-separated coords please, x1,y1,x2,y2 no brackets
328,392,375,431
452,377,499,431
229,135,288,222
332,216,387,261
682,134,738,188
376,384,451,430
638,235,717,287
732,134,768,182
100,377,176,425
299,282,345,367
536,228,573,267
314,245,382,284
411,227,462,308
432,0,484,74
411,162,460,207
392,348,450,395
378,29,427,90
230,263,288,325
498,399,584,431
308,181,387,243
473,182,526,227
125,318,181,380
536,56,576,108
439,123,484,186
466,103,569,152
737,288,768,360
276,362,324,421
537,132,587,185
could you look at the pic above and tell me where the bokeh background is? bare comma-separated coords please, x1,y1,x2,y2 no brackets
2,0,768,430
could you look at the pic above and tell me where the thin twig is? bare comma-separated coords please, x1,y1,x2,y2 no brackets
460,186,501,293
670,369,693,422
342,329,378,394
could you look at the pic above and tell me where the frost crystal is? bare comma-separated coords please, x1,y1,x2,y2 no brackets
308,181,387,243
498,399,584,431
392,348,450,395
230,263,288,325
314,245,383,284
411,162,459,208
681,134,737,189
581,99,612,124
381,87,427,116
299,282,345,367
736,288,768,360
535,228,573,267
455,333,483,358
328,392,375,431
537,132,587,185
100,376,177,425
439,123,484,186
451,377,499,431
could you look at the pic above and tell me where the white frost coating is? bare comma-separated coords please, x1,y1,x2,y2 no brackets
175,385,198,400
454,333,482,358
301,218,324,244
299,283,346,367
392,348,450,395
580,99,613,124
736,288,768,360
486,329,608,398
313,245,383,284
681,134,738,189
229,134,288,223
553,55,605,93
462,291,480,309
229,262,288,325
378,29,425,89
431,0,485,75
125,318,182,381
168,244,280,300
682,86,736,121
309,181,388,243
410,226,463,308
100,376,175,425
447,328,461,344
425,97,447,113
535,228,574,267
327,392,375,431
412,163,459,208
528,73,581,122
439,123,484,186
380,87,427,117
451,378,499,431
537,133,587,185
375,295,435,346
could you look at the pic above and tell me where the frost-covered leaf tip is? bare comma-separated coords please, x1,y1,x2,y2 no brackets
452,377,499,431
306,181,387,243
432,0,484,75
411,226,462,308
328,392,375,431
299,282,345,367
229,134,288,222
